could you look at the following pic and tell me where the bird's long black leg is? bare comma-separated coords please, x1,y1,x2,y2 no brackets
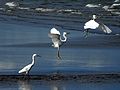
22,72,28,80
84,29,89,38
57,47,62,60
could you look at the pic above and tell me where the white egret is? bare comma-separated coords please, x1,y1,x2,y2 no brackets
84,15,112,37
18,54,40,75
48,28,69,59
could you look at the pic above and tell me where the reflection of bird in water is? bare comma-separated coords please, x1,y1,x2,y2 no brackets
52,84,66,90
18,80,31,90
84,15,112,37
48,28,69,59
18,54,40,75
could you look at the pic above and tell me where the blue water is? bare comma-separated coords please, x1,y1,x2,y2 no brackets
0,21,120,75
1,80,120,90
0,0,120,90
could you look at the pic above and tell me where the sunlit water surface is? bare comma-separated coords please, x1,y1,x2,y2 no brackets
0,0,120,90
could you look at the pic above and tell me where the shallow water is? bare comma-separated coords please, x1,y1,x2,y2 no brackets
1,80,120,90
0,21,120,75
0,0,120,90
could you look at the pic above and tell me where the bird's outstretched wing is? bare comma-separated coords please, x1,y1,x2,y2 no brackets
48,33,62,47
48,33,60,39
50,28,60,35
98,23,112,34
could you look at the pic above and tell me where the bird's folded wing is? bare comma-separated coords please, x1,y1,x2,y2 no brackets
48,33,62,46
99,23,112,33
18,64,32,73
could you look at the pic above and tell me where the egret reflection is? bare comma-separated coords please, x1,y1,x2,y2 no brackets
51,84,66,90
18,80,31,90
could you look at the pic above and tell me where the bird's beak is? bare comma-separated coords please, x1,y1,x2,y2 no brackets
67,32,70,34
36,55,41,57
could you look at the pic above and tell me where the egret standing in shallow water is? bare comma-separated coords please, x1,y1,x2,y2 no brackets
84,15,112,37
48,28,69,59
18,54,40,75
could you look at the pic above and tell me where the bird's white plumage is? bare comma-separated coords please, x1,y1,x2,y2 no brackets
84,15,112,34
49,28,69,59
84,20,99,29
49,28,68,48
18,54,39,75
50,28,60,35
18,64,32,74
53,42,59,48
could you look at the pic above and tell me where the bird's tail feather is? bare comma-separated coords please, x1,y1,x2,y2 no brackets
18,70,22,73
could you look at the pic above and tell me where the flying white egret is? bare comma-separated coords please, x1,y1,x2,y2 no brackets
48,28,69,59
18,54,40,75
84,15,112,37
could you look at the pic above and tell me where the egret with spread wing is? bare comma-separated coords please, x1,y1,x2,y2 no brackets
18,54,40,75
49,28,69,59
84,15,112,37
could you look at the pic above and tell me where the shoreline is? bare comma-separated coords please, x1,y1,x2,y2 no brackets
0,73,120,82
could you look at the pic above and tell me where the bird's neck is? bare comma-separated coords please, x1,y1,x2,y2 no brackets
60,33,67,42
31,56,35,65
